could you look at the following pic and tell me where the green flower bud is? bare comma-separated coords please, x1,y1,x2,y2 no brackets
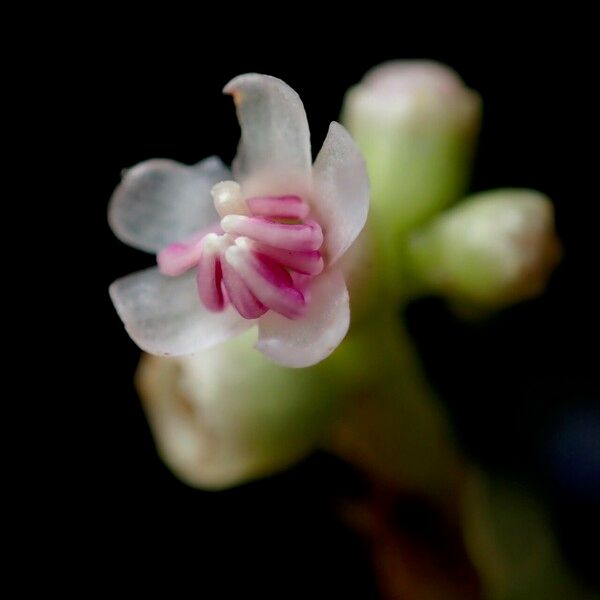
342,60,481,234
136,329,338,489
406,189,562,310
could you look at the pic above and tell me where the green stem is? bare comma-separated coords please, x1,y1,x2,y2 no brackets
328,304,465,503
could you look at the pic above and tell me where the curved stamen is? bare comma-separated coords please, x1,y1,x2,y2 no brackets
221,256,268,319
225,238,306,319
197,233,228,311
245,240,324,276
221,215,323,252
157,225,223,277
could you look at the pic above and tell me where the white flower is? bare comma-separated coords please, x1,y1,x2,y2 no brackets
109,74,369,367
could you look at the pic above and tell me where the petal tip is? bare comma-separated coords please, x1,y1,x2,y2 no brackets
223,73,285,94
312,123,370,265
254,268,350,368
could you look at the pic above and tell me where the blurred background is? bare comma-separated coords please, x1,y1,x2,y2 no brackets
83,22,598,599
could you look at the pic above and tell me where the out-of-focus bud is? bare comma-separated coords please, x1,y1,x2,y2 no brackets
136,329,337,489
342,60,481,234
406,189,562,310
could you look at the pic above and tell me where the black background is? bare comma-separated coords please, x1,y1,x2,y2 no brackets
68,20,599,597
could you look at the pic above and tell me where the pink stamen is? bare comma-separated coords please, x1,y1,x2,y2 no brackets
196,236,227,312
221,257,268,319
252,242,324,276
157,190,324,321
290,272,313,299
221,215,323,252
247,195,310,220
158,241,203,277
157,225,223,276
225,242,306,319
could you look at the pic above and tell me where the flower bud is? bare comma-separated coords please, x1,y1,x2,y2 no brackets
342,60,481,233
135,329,337,489
406,189,561,309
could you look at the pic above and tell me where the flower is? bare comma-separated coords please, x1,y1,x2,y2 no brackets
109,74,369,368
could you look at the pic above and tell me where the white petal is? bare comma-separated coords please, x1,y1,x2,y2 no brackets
108,156,229,253
256,267,350,368
224,74,312,197
312,122,370,265
109,267,250,356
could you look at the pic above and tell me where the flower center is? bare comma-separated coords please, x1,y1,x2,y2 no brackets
157,181,324,320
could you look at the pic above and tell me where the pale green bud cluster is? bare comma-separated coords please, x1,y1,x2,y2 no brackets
137,61,563,493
